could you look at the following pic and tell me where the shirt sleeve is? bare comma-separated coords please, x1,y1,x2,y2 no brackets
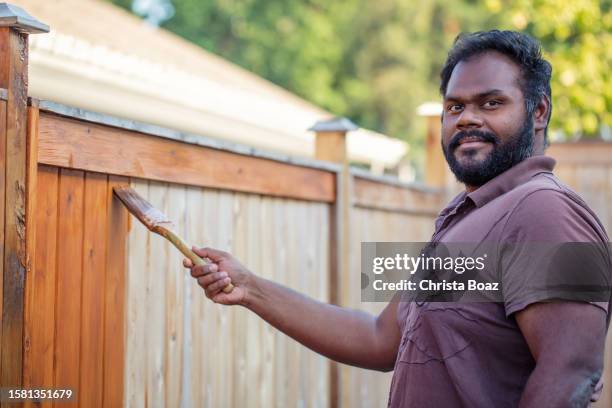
498,189,611,317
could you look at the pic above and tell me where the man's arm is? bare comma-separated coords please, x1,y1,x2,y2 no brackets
516,302,606,408
184,247,401,371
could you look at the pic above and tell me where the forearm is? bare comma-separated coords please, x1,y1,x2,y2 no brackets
242,275,396,371
519,360,602,407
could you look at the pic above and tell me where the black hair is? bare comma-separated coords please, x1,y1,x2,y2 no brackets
440,30,552,140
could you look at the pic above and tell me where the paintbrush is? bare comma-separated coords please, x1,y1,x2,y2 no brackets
113,186,234,293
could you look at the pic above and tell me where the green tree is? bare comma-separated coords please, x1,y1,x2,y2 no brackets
108,0,610,145
490,0,611,138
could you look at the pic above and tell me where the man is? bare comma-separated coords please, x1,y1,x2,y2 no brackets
184,31,610,407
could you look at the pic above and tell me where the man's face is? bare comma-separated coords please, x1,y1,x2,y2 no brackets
441,51,534,187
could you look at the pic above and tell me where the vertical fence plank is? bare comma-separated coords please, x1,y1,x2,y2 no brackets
245,195,262,408
232,194,248,406
0,95,5,389
296,201,310,406
179,186,193,408
259,197,275,408
318,203,331,407
215,191,234,407
146,181,168,407
79,172,109,408
23,165,58,408
22,103,38,399
272,199,288,408
165,185,186,407
54,169,85,401
103,175,129,407
125,179,149,408
285,200,301,407
186,186,205,407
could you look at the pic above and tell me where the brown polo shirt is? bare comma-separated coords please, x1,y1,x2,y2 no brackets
387,155,611,407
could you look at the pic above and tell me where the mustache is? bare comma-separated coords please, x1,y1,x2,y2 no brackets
449,130,499,151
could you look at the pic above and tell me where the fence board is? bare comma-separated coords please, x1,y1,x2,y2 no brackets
23,165,58,408
231,194,249,407
0,97,5,380
272,199,289,408
102,175,128,407
125,179,149,408
215,190,235,408
80,172,108,408
245,195,262,408
54,169,85,398
185,186,205,407
38,112,335,203
164,184,186,407
259,198,275,408
22,105,39,400
146,181,169,407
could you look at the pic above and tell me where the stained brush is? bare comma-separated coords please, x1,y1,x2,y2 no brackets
113,186,234,293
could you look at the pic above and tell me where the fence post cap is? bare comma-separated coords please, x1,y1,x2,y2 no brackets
308,117,358,133
0,3,49,34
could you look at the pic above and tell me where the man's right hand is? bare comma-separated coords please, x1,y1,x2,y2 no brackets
183,247,253,306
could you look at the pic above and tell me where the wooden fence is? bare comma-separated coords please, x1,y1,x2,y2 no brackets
1,5,611,408
0,9,446,408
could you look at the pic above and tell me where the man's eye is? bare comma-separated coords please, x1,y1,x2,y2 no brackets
483,100,501,108
447,104,463,112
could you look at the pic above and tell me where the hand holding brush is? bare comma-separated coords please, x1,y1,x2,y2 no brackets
113,186,235,294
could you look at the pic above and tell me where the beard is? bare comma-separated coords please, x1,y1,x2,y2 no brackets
442,118,534,187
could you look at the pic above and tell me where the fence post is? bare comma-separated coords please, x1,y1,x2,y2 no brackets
0,3,48,394
310,117,358,408
417,102,446,188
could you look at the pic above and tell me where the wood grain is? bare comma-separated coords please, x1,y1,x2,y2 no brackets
425,115,446,188
103,175,129,407
23,165,58,408
245,195,262,408
548,142,612,165
185,186,203,407
125,179,149,408
213,190,234,407
54,169,85,399
22,105,39,398
146,181,168,406
231,194,248,407
0,26,28,392
79,172,108,408
164,184,185,407
0,97,5,393
38,112,335,203
315,132,346,163
353,176,443,216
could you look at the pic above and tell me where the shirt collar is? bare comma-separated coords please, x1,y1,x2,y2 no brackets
467,155,556,208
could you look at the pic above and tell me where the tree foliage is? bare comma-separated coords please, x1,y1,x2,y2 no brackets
109,0,610,142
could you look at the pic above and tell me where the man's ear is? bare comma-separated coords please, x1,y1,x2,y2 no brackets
533,94,550,132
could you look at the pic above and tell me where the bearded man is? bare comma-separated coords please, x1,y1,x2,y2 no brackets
184,30,611,407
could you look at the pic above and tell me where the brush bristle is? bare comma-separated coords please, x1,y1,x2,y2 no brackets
113,186,172,229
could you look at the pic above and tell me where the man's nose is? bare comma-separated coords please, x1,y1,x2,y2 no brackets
456,106,484,130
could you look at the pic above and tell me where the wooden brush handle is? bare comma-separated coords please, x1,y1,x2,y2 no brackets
158,227,234,294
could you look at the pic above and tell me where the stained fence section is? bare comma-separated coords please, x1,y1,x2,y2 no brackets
124,180,331,408
24,165,128,408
